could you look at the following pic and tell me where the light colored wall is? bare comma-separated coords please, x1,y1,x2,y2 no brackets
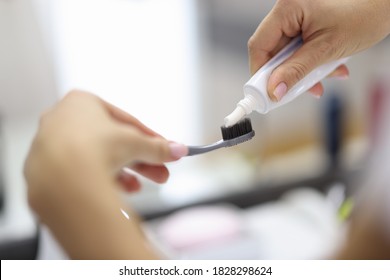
0,0,58,242
0,116,38,242
0,0,58,117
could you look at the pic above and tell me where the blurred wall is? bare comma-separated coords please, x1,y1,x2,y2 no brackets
0,0,57,116
0,0,58,243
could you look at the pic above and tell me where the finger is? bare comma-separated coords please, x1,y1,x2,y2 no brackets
119,127,188,164
99,98,163,138
268,36,340,101
128,163,169,184
118,170,141,192
308,82,324,98
63,90,163,138
248,2,302,75
327,64,349,79
308,65,349,97
248,13,284,75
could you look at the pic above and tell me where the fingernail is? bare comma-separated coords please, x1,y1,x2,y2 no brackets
309,89,323,99
273,82,287,101
169,143,188,159
312,92,322,99
334,75,349,80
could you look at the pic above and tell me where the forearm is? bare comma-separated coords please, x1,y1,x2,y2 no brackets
30,172,159,259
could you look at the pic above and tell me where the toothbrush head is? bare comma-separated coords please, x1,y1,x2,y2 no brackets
186,118,255,156
220,118,255,146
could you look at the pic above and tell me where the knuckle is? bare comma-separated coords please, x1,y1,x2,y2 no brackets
67,88,86,96
286,61,308,82
309,36,342,63
316,40,335,59
67,89,81,98
330,36,347,58
66,89,93,101
273,0,286,14
276,0,289,6
247,36,258,53
274,0,293,16
38,111,49,126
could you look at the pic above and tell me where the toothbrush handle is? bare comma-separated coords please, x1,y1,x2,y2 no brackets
186,131,255,156
187,141,226,156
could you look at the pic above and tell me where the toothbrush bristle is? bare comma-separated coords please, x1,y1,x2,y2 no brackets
221,118,253,141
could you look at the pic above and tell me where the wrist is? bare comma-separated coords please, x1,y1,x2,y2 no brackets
29,170,116,222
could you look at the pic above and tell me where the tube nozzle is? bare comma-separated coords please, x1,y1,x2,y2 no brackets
224,106,246,127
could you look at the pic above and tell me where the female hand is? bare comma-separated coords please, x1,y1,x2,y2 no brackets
24,90,188,259
248,0,390,100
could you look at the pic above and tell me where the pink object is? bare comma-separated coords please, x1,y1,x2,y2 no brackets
369,78,386,148
157,206,242,250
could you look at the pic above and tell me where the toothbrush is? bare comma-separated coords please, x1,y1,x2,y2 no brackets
186,118,255,156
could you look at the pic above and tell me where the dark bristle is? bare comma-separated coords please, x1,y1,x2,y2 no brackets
221,118,253,140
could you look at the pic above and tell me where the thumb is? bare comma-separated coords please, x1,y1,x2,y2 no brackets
268,37,338,101
119,128,188,165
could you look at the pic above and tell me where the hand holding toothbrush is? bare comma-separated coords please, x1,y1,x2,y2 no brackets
248,0,390,101
24,90,188,259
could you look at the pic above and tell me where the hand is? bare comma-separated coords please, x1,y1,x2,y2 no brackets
25,90,187,198
248,0,390,100
24,90,188,259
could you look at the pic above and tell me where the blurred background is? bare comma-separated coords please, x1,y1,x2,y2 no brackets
1,0,390,259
